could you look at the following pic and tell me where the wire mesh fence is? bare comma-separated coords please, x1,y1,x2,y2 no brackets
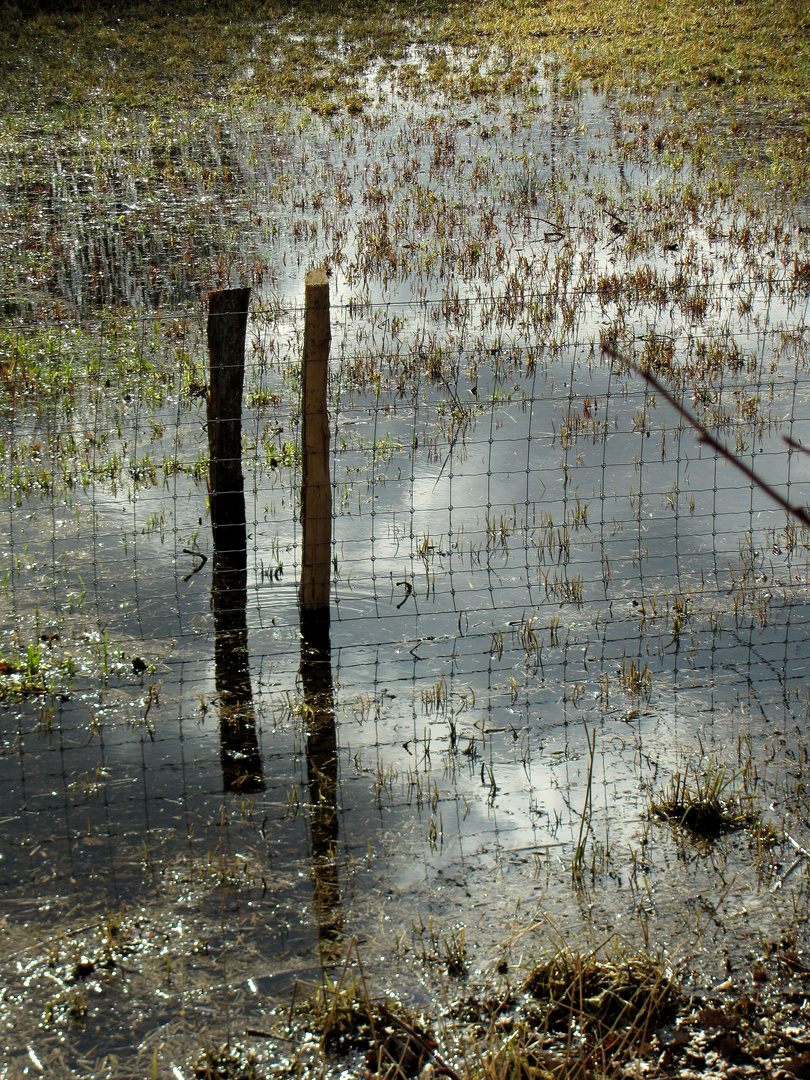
3,287,810,794
2,281,810,1067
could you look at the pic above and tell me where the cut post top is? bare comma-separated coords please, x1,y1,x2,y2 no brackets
306,267,329,289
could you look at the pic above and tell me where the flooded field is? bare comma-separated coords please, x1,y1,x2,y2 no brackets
2,9,810,1078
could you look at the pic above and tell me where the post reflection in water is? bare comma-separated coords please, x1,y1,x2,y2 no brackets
210,502,264,793
300,622,344,963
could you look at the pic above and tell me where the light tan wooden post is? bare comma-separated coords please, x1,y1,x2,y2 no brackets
299,268,332,635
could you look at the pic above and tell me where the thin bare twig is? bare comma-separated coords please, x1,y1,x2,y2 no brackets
603,344,810,529
377,1003,462,1080
785,833,810,858
395,580,413,609
783,433,810,457
182,547,208,582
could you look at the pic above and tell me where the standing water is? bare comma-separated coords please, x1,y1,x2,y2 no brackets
1,51,810,1077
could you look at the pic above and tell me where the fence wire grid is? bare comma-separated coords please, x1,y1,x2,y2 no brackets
2,283,810,1065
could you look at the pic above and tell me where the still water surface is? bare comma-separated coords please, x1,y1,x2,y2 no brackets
2,78,810,1073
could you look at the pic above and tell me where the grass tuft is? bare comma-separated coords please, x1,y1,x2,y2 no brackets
651,759,756,839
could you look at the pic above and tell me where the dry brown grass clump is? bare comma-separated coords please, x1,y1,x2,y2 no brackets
651,760,755,839
522,950,681,1032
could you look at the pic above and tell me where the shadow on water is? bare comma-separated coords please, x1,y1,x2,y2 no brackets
211,503,264,793
300,622,344,966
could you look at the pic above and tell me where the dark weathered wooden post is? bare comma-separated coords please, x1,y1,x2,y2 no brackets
299,268,332,640
208,286,252,555
207,286,263,793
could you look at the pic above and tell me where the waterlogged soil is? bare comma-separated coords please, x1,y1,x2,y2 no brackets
1,17,810,1080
